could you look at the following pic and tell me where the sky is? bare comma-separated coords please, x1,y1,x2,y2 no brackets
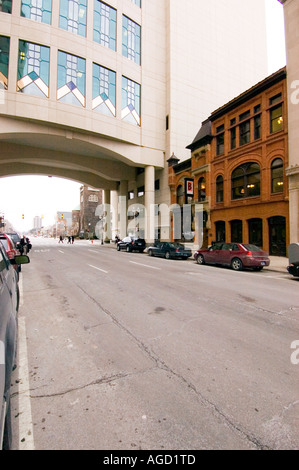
0,0,287,233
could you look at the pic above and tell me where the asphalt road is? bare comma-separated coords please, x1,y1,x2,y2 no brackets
10,238,299,450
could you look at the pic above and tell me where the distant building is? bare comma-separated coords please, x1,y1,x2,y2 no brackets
33,216,42,232
80,186,103,238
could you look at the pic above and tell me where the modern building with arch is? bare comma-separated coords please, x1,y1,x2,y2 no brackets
0,0,269,241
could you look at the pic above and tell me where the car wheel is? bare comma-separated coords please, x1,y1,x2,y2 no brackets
165,251,170,260
117,245,120,251
196,254,205,265
126,246,131,253
231,258,243,271
148,249,153,257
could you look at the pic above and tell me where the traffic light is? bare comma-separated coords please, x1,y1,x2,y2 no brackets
61,214,64,219
22,214,24,219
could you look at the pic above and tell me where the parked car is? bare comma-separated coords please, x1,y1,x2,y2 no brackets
5,232,21,247
194,242,270,271
148,241,192,260
117,236,146,253
0,234,21,277
0,243,30,449
287,243,299,277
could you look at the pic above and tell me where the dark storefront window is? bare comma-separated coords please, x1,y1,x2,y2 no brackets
231,220,243,243
271,158,284,193
215,221,225,243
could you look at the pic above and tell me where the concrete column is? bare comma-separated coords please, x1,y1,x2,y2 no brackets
144,166,155,243
119,181,128,239
103,189,111,242
111,190,119,240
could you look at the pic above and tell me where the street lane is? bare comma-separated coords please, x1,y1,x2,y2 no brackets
11,238,299,450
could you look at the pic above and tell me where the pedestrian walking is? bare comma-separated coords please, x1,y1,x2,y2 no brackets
59,235,63,243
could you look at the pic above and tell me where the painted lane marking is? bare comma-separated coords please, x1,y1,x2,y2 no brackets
58,250,64,254
88,264,108,274
129,261,161,271
18,316,35,450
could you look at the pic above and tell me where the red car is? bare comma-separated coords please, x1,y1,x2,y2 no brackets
0,234,21,275
194,242,270,271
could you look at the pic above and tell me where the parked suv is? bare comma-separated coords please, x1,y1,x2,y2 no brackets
0,243,30,449
117,236,146,253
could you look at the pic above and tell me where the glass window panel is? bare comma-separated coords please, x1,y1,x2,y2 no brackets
271,158,283,193
0,36,10,90
21,0,52,25
122,76,141,126
92,62,116,116
0,0,12,13
94,1,117,51
122,15,141,65
231,163,260,200
270,104,283,133
17,40,50,97
239,120,250,146
59,0,87,37
57,50,85,106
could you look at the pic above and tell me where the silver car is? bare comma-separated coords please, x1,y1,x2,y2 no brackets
0,242,29,450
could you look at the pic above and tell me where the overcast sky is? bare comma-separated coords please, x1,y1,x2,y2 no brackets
0,0,286,233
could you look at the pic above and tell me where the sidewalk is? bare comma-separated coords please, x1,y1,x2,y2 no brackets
266,256,288,274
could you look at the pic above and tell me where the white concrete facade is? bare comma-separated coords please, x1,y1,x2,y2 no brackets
279,0,299,243
0,0,269,240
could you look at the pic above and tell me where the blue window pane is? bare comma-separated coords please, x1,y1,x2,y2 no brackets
0,36,10,89
0,0,12,13
57,50,86,107
92,62,116,116
59,0,87,37
20,0,52,25
94,1,117,52
122,76,141,126
122,15,141,65
17,40,50,97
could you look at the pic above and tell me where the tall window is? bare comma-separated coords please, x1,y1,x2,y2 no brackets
177,185,184,206
121,76,141,126
0,36,10,90
216,175,224,203
21,0,52,24
17,41,50,97
122,15,141,65
57,51,86,106
216,124,224,155
230,118,236,150
59,0,87,37
254,105,261,140
0,0,12,13
130,0,141,6
269,94,283,134
231,162,260,200
94,1,117,51
271,158,284,193
198,177,206,202
92,63,116,116
239,110,251,146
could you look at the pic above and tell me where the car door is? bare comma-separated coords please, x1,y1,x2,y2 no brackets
219,243,233,266
205,243,223,264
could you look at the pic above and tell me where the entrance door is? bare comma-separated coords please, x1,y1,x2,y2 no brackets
249,218,263,248
268,216,286,256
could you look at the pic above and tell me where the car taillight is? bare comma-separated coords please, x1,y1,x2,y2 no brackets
176,248,180,252
7,250,14,259
246,251,253,256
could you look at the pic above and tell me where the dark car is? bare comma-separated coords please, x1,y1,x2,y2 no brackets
148,241,192,260
194,242,270,271
0,243,30,449
287,243,299,278
117,236,146,253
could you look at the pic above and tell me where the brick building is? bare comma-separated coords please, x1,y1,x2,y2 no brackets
80,185,103,238
169,67,289,256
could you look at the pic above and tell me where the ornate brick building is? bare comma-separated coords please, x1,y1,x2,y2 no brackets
169,67,289,256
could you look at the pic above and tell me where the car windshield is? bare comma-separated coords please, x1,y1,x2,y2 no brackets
0,238,8,250
122,237,132,242
168,243,184,249
242,244,262,251
8,233,20,243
